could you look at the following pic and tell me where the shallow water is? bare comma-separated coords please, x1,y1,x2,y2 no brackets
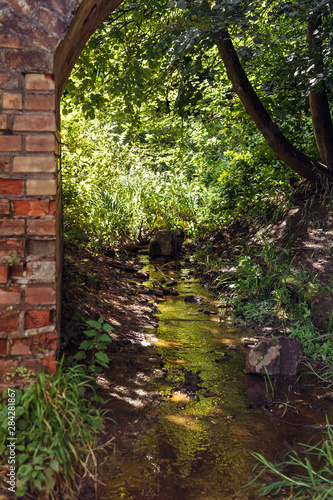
100,257,333,500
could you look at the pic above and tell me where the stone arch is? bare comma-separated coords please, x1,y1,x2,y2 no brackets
0,0,123,378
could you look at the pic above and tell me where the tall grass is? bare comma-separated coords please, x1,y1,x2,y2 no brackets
0,361,112,498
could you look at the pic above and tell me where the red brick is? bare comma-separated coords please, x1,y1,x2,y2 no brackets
41,354,57,374
0,73,20,90
0,10,59,52
31,331,57,353
0,238,25,258
0,115,7,129
13,199,52,216
0,157,10,173
27,219,55,235
17,357,40,374
0,29,32,49
0,263,8,283
35,7,68,35
26,179,56,196
0,200,9,215
25,74,55,91
0,312,19,334
26,93,55,111
43,0,70,17
49,200,56,215
3,93,22,110
0,178,23,195
13,115,55,132
3,50,53,72
5,0,38,17
26,135,54,152
26,240,55,259
11,338,31,356
0,219,25,236
25,286,56,305
13,156,55,173
0,136,22,152
25,309,52,329
9,262,23,278
0,339,7,356
0,359,18,375
0,286,21,305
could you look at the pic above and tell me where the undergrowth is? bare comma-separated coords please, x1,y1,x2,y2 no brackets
0,360,112,498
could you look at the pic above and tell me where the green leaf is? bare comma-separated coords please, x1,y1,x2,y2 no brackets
86,320,101,328
95,351,109,366
74,351,87,360
50,460,60,473
102,323,114,331
99,334,112,343
79,340,94,350
84,329,98,337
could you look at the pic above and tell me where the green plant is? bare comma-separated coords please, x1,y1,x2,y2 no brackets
0,359,112,498
3,366,36,383
73,317,113,372
262,363,276,404
246,417,333,499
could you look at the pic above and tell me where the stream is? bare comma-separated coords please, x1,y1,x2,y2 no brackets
99,254,333,500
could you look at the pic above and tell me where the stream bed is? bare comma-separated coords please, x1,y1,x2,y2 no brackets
99,255,333,500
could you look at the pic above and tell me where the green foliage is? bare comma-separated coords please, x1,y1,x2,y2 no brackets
72,316,113,373
0,361,109,498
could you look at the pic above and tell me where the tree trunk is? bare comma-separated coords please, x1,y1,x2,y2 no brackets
307,16,333,171
214,30,333,184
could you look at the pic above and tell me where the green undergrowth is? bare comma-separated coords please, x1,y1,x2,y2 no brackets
61,108,295,249
0,360,112,498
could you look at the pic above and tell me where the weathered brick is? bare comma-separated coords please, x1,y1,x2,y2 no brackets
0,72,21,90
0,238,25,258
0,358,18,375
26,179,56,196
0,29,32,49
0,339,7,355
27,240,55,259
0,136,22,152
0,312,19,334
27,261,56,280
13,114,55,133
26,135,54,152
0,219,25,236
43,0,72,17
0,178,23,195
9,262,24,278
0,286,21,305
25,309,52,329
13,199,52,216
5,0,38,17
31,331,57,353
0,115,7,129
11,339,31,356
3,92,22,110
27,219,55,235
25,74,55,91
0,9,59,52
35,7,68,35
3,50,53,72
26,93,55,111
0,157,10,173
0,200,9,215
49,200,56,215
0,263,9,283
41,353,57,374
25,286,56,305
13,156,55,172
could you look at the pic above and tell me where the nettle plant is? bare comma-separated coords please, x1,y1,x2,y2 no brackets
74,317,113,372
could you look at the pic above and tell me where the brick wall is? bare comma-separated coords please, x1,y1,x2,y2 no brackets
0,0,123,379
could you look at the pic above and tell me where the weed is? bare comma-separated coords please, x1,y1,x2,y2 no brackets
68,316,114,373
246,417,333,499
0,358,113,498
